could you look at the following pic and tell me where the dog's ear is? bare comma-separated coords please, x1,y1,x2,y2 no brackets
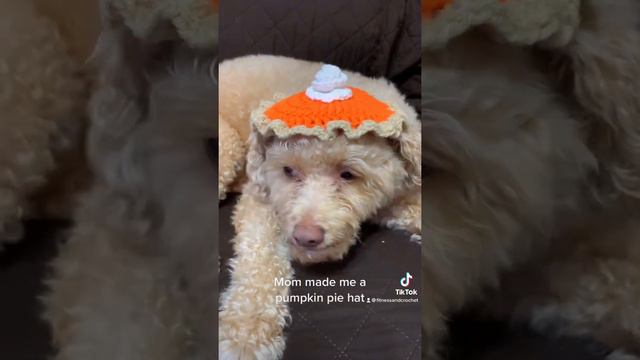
245,129,270,200
397,118,422,187
556,0,640,199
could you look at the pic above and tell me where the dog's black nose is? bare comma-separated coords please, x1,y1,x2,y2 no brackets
293,224,325,248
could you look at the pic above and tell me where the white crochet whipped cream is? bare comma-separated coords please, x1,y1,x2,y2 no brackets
305,64,353,103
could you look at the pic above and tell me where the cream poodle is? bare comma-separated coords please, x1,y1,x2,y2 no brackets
422,1,640,358
218,55,421,359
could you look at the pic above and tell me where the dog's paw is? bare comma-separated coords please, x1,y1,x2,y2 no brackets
379,216,421,235
409,233,422,245
219,338,285,360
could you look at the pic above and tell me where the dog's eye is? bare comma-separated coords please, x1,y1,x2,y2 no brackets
283,166,298,178
340,171,356,181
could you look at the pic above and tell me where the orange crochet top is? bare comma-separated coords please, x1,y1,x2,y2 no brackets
264,87,394,129
252,64,404,140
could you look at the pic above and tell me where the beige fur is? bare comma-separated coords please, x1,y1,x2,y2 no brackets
218,55,421,359
421,0,640,358
0,0,87,246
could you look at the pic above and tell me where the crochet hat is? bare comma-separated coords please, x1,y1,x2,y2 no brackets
250,64,406,140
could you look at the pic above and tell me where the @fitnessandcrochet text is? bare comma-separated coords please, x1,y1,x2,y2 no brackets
274,275,419,305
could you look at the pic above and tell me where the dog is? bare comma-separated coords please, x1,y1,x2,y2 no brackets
421,0,640,357
218,55,421,359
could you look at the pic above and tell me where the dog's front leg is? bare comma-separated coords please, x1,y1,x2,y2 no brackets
219,192,293,360
375,187,422,241
218,117,246,201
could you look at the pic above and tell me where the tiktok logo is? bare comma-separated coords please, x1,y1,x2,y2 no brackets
400,272,413,287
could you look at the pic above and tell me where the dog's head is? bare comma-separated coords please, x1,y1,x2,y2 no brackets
241,66,421,264
246,124,420,264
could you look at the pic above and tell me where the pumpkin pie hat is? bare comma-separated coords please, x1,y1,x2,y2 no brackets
250,64,405,140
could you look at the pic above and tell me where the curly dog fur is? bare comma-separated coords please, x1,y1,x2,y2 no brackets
218,55,421,359
421,0,640,358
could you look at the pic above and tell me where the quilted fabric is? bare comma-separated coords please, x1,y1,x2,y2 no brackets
220,0,421,112
285,232,421,360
